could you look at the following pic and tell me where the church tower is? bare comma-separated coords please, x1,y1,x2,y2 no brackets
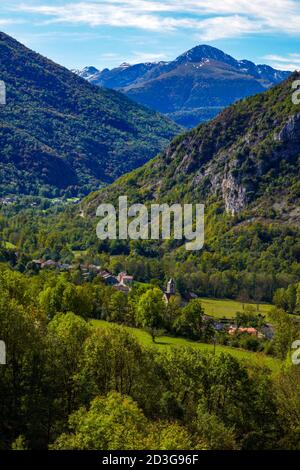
166,278,176,295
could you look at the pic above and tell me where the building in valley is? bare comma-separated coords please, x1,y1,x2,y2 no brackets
163,278,176,303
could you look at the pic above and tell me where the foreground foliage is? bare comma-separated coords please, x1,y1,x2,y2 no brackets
0,265,300,450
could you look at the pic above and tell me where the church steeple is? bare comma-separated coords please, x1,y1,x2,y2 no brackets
166,278,175,295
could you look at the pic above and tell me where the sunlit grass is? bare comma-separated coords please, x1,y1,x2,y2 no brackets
90,319,281,373
199,297,273,320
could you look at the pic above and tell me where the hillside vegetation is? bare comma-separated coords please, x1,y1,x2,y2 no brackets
0,32,180,197
1,74,300,304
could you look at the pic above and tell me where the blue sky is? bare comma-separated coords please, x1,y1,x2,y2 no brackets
1,0,300,71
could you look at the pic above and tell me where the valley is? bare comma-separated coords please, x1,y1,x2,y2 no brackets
1,25,300,453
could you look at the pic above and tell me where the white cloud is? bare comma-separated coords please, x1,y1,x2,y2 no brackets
194,15,262,41
11,0,300,39
0,18,24,26
263,53,300,71
16,2,199,31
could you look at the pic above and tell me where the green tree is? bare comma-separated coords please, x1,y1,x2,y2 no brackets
174,299,204,339
108,291,128,323
269,308,296,360
194,405,238,450
51,392,149,450
276,365,300,449
136,288,165,342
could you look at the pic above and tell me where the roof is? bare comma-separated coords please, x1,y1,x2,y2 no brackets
228,326,258,335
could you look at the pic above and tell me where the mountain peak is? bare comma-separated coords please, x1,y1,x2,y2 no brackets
119,62,131,69
175,44,236,66
83,66,99,74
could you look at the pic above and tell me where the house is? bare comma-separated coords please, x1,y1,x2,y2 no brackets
41,260,58,269
32,259,43,267
112,272,134,293
88,264,102,273
118,272,134,285
187,292,198,300
214,322,227,332
228,326,263,338
57,263,71,271
261,323,275,340
98,270,118,286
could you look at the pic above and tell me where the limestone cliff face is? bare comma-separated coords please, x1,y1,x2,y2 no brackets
275,113,300,143
221,173,248,215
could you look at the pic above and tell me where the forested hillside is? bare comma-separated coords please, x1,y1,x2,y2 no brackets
0,32,180,197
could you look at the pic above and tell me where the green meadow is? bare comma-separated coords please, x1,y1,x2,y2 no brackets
199,297,273,320
91,319,281,373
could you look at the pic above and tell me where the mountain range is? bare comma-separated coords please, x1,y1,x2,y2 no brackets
1,44,299,296
0,32,180,197
74,45,291,128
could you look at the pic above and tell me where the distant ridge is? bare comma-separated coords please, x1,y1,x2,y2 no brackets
74,45,291,128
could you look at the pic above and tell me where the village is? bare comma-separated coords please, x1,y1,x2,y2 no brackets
30,258,274,341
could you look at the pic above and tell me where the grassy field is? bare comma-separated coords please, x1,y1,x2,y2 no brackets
199,297,273,320
90,319,281,373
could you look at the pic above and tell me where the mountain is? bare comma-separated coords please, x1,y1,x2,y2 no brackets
73,62,165,89
86,72,300,223
3,74,300,301
64,72,300,287
0,32,180,197
75,45,291,128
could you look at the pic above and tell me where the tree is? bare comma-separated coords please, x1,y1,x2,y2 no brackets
269,308,296,360
0,293,46,449
51,392,149,450
136,288,165,342
194,405,238,450
276,365,300,449
47,313,91,416
51,392,197,450
165,295,181,330
108,291,128,323
286,284,297,314
174,299,204,339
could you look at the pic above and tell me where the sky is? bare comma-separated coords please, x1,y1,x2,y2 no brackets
1,0,300,71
